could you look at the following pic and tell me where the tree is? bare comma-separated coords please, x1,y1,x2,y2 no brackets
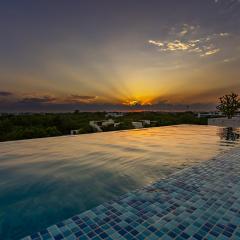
216,93,240,119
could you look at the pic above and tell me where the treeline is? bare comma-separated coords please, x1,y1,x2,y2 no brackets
0,111,207,142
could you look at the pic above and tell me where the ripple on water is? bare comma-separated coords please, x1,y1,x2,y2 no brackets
0,125,239,239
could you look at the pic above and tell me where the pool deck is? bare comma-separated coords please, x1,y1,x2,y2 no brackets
22,147,240,240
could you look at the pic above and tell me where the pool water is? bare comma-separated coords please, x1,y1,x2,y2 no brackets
0,125,239,239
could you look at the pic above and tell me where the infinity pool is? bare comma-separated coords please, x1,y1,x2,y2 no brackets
0,125,239,239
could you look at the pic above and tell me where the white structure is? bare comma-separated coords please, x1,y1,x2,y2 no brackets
102,119,115,127
139,120,151,126
197,112,223,118
70,129,81,135
132,122,143,128
89,119,120,132
114,122,121,127
105,112,124,118
132,120,157,129
89,121,103,132
208,117,240,128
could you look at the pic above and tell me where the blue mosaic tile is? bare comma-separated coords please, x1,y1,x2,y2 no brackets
22,148,240,239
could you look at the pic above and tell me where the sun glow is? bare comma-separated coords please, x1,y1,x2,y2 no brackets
122,98,154,106
123,100,140,106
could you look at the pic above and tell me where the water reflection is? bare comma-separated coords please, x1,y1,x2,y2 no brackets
0,125,240,239
218,127,240,142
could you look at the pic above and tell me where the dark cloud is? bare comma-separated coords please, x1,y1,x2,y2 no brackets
20,96,56,104
0,101,216,113
0,91,13,96
0,92,219,112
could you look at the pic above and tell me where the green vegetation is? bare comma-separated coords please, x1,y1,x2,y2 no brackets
0,111,207,142
217,93,240,119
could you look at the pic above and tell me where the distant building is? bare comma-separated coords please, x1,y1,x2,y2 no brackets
89,121,103,132
101,119,115,127
105,112,124,118
70,129,81,135
197,112,223,118
89,119,120,132
139,120,151,126
132,122,143,128
132,120,158,129
208,117,240,128
114,122,121,127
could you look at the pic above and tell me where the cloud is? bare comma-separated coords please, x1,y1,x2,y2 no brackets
20,96,56,104
0,88,231,112
223,57,237,63
214,0,240,9
0,92,99,106
178,24,196,37
148,39,220,57
65,95,98,103
0,90,229,112
166,40,190,51
200,48,220,57
148,24,230,57
0,100,217,112
219,32,229,37
148,40,164,47
0,91,13,96
148,39,196,51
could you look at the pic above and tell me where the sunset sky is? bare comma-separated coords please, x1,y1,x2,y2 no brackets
0,0,239,112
